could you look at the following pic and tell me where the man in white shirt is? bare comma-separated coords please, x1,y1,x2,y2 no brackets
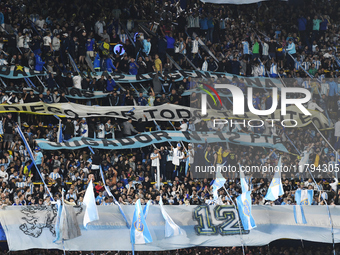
177,119,188,131
207,117,219,131
307,98,324,112
187,144,195,178
192,37,199,54
320,81,329,96
95,18,105,35
35,16,45,30
172,143,186,180
202,56,208,71
150,149,161,182
97,122,105,139
52,34,60,62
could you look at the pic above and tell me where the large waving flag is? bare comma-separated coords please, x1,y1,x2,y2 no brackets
264,157,284,201
294,189,313,224
236,191,256,230
54,200,62,243
159,198,185,238
212,178,226,200
54,195,81,242
239,163,248,193
295,189,313,205
83,179,99,228
130,199,153,244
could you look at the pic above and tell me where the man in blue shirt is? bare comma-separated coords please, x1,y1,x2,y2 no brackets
33,147,43,182
286,39,296,70
96,191,105,205
252,91,261,110
137,92,147,106
129,58,139,75
242,38,250,61
328,78,338,111
163,30,175,57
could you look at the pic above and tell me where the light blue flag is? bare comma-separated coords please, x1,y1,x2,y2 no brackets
53,200,62,243
293,205,307,224
264,157,284,201
212,178,226,200
57,119,63,143
236,191,256,230
294,189,313,224
143,200,151,219
185,157,189,176
239,163,248,193
295,189,313,205
83,179,99,229
159,198,185,238
130,199,153,244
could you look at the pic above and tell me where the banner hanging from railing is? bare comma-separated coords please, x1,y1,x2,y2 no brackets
35,130,288,152
0,205,339,251
0,65,45,79
88,70,284,88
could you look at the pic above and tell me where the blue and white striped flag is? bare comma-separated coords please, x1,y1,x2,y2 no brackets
143,200,151,219
295,189,313,205
130,199,153,244
57,119,63,143
212,178,226,200
54,200,62,243
264,157,284,201
294,189,312,224
239,163,248,193
83,179,99,228
236,191,256,230
159,198,185,237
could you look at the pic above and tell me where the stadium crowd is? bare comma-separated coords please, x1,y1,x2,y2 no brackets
0,0,336,212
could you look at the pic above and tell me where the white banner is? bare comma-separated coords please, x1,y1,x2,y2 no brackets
0,102,330,129
0,205,339,251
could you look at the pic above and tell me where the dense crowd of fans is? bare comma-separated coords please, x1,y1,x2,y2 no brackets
0,0,336,209
0,0,337,253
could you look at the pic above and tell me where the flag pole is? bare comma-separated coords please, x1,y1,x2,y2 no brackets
223,186,245,255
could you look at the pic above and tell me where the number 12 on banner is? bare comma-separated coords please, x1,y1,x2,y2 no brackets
193,205,250,236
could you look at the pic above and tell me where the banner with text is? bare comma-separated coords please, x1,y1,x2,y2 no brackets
0,102,330,129
35,130,288,152
0,205,339,251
